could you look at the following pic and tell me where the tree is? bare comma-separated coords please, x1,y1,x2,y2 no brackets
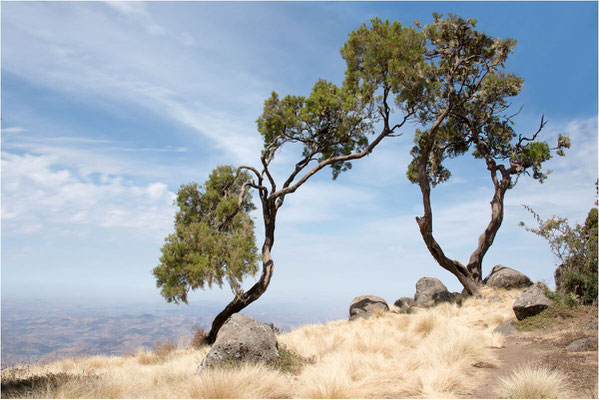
155,18,425,343
402,14,570,295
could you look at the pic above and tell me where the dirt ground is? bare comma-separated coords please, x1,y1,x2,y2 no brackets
464,305,598,399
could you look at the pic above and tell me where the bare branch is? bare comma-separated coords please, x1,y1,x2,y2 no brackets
238,165,263,181
517,114,546,147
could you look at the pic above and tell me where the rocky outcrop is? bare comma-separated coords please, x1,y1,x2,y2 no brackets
512,282,552,321
483,265,533,289
349,295,389,321
197,314,278,372
414,277,454,305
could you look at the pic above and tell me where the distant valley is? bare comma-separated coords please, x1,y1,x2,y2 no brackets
1,299,341,368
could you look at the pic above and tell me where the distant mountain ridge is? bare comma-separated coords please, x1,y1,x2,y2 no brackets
1,299,341,368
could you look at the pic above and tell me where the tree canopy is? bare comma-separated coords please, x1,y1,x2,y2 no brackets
153,166,258,304
402,14,570,293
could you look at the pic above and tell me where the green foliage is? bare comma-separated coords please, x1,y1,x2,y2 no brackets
153,165,259,304
545,289,580,308
256,79,374,179
268,346,309,375
522,205,598,305
403,14,568,187
341,17,426,112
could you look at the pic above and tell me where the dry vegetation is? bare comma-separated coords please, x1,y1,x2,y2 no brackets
498,364,571,399
2,287,528,398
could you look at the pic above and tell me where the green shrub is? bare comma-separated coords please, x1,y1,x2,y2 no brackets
268,346,308,375
521,204,598,305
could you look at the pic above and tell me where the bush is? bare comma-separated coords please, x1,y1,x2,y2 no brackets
268,346,307,374
153,340,177,359
521,205,598,305
191,327,209,348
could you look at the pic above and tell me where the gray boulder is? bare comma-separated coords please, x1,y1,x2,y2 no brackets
197,314,278,372
512,282,552,321
393,297,414,308
349,295,389,321
484,265,533,289
414,277,454,305
494,319,517,336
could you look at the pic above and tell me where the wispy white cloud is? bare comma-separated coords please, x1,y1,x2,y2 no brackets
1,151,176,240
1,2,266,163
105,1,166,36
1,126,26,134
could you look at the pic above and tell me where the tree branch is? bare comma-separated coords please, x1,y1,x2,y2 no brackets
273,110,413,199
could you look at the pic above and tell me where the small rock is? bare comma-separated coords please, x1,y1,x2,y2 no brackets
393,297,414,308
349,295,389,321
586,321,598,331
494,319,517,336
512,282,552,321
197,314,278,372
414,277,454,305
566,337,597,352
484,265,533,289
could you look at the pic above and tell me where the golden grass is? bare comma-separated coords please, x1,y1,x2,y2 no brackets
1,286,523,398
498,364,571,398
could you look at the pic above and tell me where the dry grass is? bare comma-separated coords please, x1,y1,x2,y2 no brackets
498,364,571,398
1,286,523,398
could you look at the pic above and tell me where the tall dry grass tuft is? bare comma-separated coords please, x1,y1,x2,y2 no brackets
1,286,524,398
187,363,291,399
498,364,571,398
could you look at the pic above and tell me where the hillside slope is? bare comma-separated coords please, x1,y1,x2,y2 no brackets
1,287,596,398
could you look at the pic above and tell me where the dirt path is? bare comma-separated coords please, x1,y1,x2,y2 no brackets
463,307,598,399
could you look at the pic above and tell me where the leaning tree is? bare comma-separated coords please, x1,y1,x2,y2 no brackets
402,14,570,295
154,17,426,343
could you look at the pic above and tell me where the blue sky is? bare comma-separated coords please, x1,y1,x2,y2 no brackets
1,2,597,318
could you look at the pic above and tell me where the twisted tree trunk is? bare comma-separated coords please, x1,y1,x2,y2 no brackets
415,108,482,296
415,127,511,295
206,205,276,344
